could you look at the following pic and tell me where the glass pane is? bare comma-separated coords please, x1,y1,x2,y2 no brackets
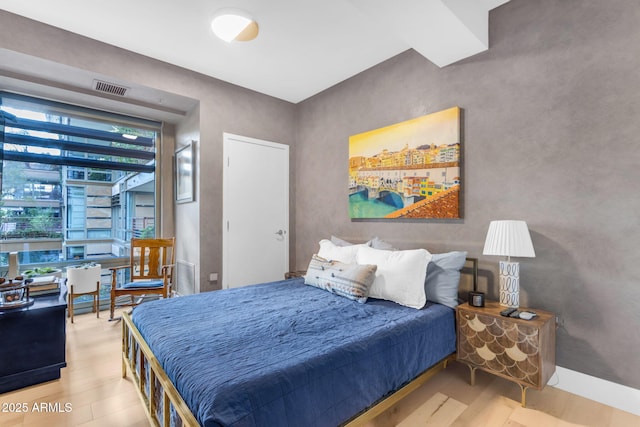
67,230,85,239
67,246,85,260
87,170,111,182
67,168,85,180
87,229,111,239
67,186,86,229
0,250,63,265
1,96,157,173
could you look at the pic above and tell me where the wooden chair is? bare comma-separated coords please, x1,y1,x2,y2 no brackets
67,264,102,323
109,237,175,321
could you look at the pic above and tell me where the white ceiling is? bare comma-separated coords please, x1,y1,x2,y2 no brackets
0,0,510,104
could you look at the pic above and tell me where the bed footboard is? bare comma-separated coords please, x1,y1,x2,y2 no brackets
122,311,200,427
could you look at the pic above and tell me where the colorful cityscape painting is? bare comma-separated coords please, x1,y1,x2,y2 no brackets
349,107,462,219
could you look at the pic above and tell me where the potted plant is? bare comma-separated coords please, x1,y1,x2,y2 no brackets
22,266,62,279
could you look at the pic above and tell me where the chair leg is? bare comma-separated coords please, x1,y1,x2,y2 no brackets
95,281,100,318
110,291,116,321
110,271,117,321
70,285,74,324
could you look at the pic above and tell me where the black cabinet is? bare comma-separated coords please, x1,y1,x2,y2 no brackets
0,285,67,393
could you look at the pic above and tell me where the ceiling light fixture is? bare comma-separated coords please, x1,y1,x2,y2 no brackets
211,8,259,43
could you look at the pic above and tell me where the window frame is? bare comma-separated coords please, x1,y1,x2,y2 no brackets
0,92,162,289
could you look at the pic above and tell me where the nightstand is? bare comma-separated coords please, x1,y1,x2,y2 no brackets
284,270,306,279
456,301,556,407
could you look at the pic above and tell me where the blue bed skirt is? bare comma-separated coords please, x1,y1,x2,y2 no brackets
132,278,456,427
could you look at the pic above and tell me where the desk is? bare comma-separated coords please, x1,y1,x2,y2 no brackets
0,285,67,393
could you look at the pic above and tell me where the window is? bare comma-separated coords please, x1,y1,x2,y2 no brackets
66,246,85,261
0,92,161,274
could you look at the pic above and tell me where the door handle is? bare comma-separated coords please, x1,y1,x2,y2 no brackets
275,230,286,236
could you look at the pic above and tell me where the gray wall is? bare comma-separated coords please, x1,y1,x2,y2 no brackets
0,10,297,293
174,108,201,294
295,0,640,389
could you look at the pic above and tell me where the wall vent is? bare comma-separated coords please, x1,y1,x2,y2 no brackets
93,79,129,96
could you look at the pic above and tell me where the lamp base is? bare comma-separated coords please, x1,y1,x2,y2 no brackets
499,260,520,308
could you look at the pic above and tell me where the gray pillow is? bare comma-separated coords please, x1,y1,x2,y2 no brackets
369,236,396,250
330,235,358,247
330,235,395,250
425,251,467,308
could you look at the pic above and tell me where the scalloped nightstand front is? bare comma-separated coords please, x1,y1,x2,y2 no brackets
456,301,556,406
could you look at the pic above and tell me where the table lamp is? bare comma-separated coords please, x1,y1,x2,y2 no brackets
482,220,535,307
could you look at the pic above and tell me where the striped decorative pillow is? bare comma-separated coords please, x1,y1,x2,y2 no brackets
304,255,377,303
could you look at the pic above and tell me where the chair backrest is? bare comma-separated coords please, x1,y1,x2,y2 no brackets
129,238,175,282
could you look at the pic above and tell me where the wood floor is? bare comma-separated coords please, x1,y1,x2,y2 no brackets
1,309,638,427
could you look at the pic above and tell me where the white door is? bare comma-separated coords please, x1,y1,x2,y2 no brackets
222,133,289,288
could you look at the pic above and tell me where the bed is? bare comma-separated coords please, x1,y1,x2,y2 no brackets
122,255,477,427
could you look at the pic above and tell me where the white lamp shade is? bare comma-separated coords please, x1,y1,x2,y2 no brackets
483,220,535,258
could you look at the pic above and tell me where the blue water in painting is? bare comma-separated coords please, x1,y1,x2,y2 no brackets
349,192,397,218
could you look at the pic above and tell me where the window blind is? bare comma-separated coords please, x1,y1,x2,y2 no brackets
0,92,159,173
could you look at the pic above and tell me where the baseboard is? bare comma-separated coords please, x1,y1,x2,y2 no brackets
550,366,640,416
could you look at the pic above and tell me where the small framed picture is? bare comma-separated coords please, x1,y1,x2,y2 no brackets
469,291,485,307
175,141,195,203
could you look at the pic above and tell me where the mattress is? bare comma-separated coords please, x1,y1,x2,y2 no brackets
131,278,456,427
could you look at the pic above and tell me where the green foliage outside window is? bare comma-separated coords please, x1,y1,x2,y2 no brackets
139,225,155,238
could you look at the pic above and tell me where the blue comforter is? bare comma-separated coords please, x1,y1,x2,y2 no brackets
132,278,456,427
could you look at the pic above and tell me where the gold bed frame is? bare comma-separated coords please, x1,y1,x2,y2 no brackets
121,258,478,427
122,311,200,426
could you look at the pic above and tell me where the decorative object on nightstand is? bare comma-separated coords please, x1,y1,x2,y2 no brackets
482,220,535,308
456,301,556,407
468,291,485,307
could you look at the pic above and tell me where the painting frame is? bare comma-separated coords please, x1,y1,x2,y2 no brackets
175,141,195,204
348,107,462,220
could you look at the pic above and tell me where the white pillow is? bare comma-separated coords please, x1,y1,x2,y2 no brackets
317,239,365,264
356,245,431,309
